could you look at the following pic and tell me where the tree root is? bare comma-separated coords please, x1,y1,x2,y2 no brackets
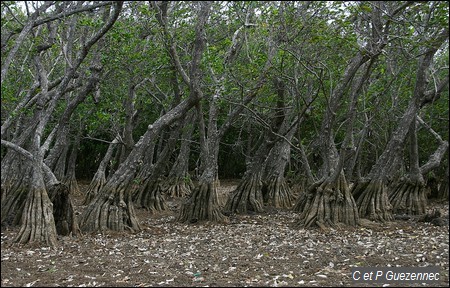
63,174,82,198
293,174,359,228
164,176,193,198
263,175,296,208
134,179,167,213
353,179,393,222
82,177,105,205
224,174,264,214
389,179,427,215
1,185,29,226
14,182,58,247
177,180,228,223
79,184,141,234
48,183,81,237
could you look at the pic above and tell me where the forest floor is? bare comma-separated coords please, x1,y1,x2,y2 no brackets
1,179,449,287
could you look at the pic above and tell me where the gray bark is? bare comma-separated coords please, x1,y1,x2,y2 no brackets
165,111,196,198
83,136,119,205
354,28,449,221
80,2,211,233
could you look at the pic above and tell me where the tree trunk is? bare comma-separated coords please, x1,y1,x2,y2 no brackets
83,136,119,205
14,161,58,247
436,165,449,201
388,116,427,215
79,95,198,233
165,111,195,198
225,77,292,214
134,115,186,211
225,170,265,214
48,183,81,237
177,104,227,223
134,176,168,213
294,172,359,228
294,43,375,228
389,115,449,214
177,170,227,224
388,178,427,215
354,28,449,221
1,163,32,226
263,122,297,208
62,129,81,196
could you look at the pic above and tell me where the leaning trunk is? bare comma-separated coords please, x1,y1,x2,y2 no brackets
82,136,119,205
165,112,195,198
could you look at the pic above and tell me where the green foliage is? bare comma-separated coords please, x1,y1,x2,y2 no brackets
2,1,448,182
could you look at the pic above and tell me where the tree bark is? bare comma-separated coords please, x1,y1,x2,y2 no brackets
165,111,196,198
14,163,58,247
354,28,449,221
80,2,211,233
177,102,227,223
83,136,119,205
263,129,297,208
62,129,82,196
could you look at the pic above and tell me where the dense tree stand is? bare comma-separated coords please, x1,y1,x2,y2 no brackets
294,173,359,229
177,180,228,223
134,177,168,213
225,173,265,214
388,178,427,215
264,175,296,208
352,179,393,222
